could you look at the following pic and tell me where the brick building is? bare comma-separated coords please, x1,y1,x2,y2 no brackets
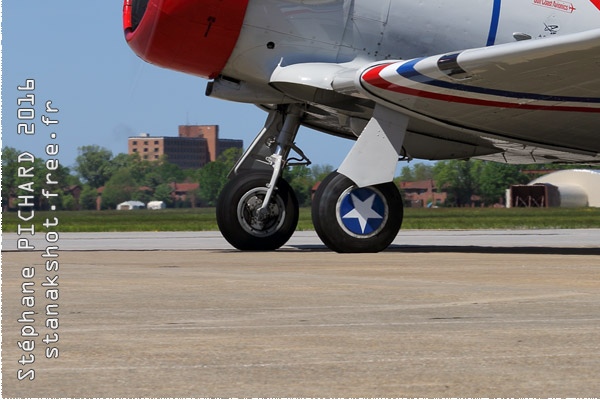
129,135,209,169
399,179,447,208
177,124,243,162
128,125,243,169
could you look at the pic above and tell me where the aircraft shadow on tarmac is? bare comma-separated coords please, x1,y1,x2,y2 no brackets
287,245,600,256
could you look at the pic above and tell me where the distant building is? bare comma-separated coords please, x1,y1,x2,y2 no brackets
129,134,209,169
96,182,200,210
399,179,447,208
508,169,600,208
169,182,199,205
178,125,218,163
177,124,244,162
147,201,166,210
128,124,243,169
313,179,448,207
116,200,146,210
219,139,246,157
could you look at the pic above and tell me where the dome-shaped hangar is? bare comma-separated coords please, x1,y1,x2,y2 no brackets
529,170,600,208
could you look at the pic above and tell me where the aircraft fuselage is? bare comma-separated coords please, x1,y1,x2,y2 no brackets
222,0,600,89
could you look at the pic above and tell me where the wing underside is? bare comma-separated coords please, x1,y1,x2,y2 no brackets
358,29,600,163
269,29,600,163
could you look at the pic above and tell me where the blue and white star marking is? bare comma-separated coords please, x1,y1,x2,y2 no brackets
337,187,387,237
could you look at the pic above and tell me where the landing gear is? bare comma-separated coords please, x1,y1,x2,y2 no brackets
217,104,306,251
312,172,403,253
217,103,407,252
217,172,299,250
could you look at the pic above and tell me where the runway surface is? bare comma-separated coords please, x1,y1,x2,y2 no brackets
3,228,600,251
2,230,599,397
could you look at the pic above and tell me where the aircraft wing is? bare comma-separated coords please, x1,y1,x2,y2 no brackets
271,29,600,163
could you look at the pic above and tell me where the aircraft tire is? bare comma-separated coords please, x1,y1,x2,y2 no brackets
312,171,403,253
217,172,299,251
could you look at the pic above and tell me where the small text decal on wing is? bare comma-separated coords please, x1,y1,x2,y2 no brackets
533,0,577,14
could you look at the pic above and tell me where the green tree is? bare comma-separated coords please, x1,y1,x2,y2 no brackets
477,163,529,205
112,153,136,171
2,146,73,210
196,148,243,206
139,156,185,189
197,162,229,206
283,165,313,207
127,154,155,185
100,168,138,209
60,192,77,211
412,163,435,181
133,188,153,204
156,157,185,183
79,185,98,210
218,147,243,167
397,165,415,182
154,183,174,207
75,145,114,188
311,164,334,182
433,160,480,206
396,162,434,184
2,147,23,208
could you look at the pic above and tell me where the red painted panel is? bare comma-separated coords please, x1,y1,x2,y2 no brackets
123,0,249,79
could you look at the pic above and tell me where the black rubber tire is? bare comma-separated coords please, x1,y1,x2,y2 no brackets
312,172,403,253
217,172,299,251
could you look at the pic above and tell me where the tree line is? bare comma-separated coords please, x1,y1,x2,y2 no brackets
1,145,334,211
2,144,586,211
396,160,585,206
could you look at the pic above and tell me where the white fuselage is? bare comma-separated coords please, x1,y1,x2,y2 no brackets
223,0,599,85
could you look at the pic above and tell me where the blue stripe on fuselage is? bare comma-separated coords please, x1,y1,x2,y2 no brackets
395,59,600,104
486,0,502,46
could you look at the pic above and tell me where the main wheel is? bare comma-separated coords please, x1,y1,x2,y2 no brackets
312,172,403,253
217,172,299,251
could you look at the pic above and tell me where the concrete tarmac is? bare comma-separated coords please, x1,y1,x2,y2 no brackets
2,230,599,397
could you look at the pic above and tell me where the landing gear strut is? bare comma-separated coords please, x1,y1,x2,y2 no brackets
217,104,307,251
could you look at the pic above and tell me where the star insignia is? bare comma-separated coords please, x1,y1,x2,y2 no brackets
342,193,383,234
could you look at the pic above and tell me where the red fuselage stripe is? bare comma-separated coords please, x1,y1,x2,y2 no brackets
362,65,600,114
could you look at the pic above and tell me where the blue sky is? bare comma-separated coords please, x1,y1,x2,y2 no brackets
1,1,355,171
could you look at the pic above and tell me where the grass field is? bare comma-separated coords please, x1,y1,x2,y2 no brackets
2,207,599,233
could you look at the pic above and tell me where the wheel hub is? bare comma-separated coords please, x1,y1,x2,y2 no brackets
336,186,389,238
238,189,286,237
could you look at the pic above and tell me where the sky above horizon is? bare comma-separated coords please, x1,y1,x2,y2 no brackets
1,1,358,172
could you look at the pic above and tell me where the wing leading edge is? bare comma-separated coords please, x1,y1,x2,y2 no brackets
358,29,600,163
